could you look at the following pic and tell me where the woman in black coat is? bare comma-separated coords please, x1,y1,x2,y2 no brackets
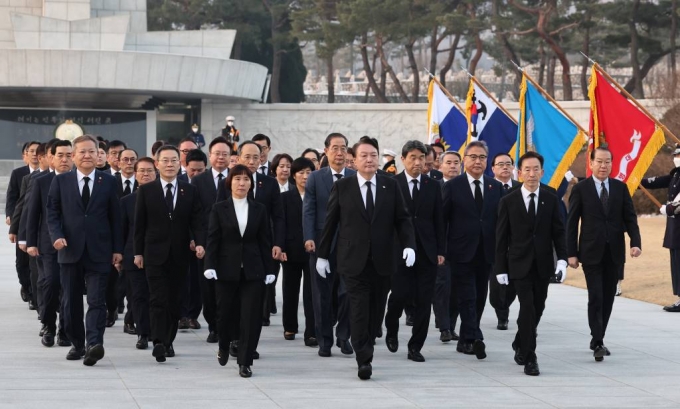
203,164,275,378
280,158,316,345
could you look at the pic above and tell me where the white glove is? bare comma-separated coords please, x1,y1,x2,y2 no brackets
264,274,276,285
316,258,330,278
660,205,667,216
496,274,509,285
403,248,416,267
555,260,567,282
204,269,217,280
565,170,574,183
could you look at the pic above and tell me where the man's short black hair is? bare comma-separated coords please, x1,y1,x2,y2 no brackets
237,140,262,156
401,140,427,158
51,139,72,155
431,142,445,152
518,151,544,169
118,148,138,159
155,144,180,159
252,133,271,147
425,144,435,157
186,148,207,165
45,138,59,155
178,137,198,147
26,141,41,151
324,133,348,148
589,146,612,161
209,136,230,152
355,136,379,152
107,140,126,152
151,140,165,156
36,143,47,157
492,152,514,166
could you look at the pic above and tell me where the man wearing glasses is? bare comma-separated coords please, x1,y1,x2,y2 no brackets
106,140,127,177
252,134,274,177
442,140,504,360
177,137,199,177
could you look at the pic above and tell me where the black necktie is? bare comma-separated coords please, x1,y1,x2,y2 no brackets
217,172,224,188
32,169,39,175
504,183,509,191
412,179,420,202
260,166,266,175
123,180,131,196
165,183,174,214
600,182,608,211
82,176,90,208
528,192,536,226
115,171,121,178
365,181,374,220
334,173,343,181
473,180,483,213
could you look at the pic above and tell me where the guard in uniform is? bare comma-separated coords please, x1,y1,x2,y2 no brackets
382,149,398,176
221,116,240,149
640,144,680,312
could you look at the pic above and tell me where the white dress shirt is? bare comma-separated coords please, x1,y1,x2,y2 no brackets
520,185,539,214
233,196,248,237
160,178,178,208
357,173,377,207
330,167,346,181
212,168,228,189
405,172,421,198
77,169,95,196
467,173,484,198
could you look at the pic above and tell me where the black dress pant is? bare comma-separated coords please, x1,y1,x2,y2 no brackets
511,262,549,363
282,260,315,340
583,244,619,346
309,250,350,351
670,249,680,296
452,242,490,342
180,256,202,320
489,270,517,322
215,272,263,366
126,268,150,336
146,256,186,347
29,255,40,314
198,259,217,332
106,266,119,318
385,257,436,351
433,262,459,332
16,243,31,292
39,253,64,333
343,260,390,366
60,254,109,349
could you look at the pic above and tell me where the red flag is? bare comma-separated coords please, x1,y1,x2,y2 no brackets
587,66,665,195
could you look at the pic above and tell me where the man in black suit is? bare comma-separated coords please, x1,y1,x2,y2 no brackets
424,145,443,180
489,153,520,331
317,136,415,380
120,157,156,350
252,133,275,177
303,133,355,357
191,138,231,342
177,137,198,176
384,141,445,362
7,141,40,304
134,145,204,362
47,135,123,366
26,140,73,348
105,140,126,177
567,146,641,362
442,140,504,360
495,151,568,376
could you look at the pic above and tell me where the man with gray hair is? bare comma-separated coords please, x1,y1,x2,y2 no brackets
442,140,504,360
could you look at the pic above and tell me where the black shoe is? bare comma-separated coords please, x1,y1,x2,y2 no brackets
117,305,124,314
165,344,175,357
262,318,270,327
603,346,611,356
440,330,453,343
405,314,414,326
28,299,36,310
385,335,399,353
270,305,278,315
593,345,606,362
123,323,137,335
304,337,318,347
524,360,540,376
188,319,201,330
497,320,509,330
57,332,71,347
136,336,148,350
39,324,48,337
83,344,105,366
451,331,460,341
514,348,525,366
152,344,166,363
284,332,295,340
41,332,55,347
66,346,85,360
229,341,238,357
178,317,190,330
376,327,383,338
217,349,228,366
337,339,354,355
473,339,487,360
358,363,372,380
456,341,473,355
239,365,252,378
663,301,680,312
318,348,331,357
408,349,425,362
105,311,117,328
252,350,259,360
20,286,30,302
206,331,218,343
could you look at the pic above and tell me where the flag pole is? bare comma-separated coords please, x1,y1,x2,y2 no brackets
424,69,465,113
461,67,518,125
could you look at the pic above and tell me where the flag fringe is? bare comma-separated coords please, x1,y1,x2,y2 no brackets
548,130,586,189
625,127,665,196
517,75,528,161
427,80,434,143
588,65,599,146
465,81,475,142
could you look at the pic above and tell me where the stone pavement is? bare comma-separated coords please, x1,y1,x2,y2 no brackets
1,223,679,409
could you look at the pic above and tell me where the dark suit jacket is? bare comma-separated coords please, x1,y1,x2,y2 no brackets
114,173,139,198
442,174,504,264
281,189,307,263
303,167,357,242
120,192,140,271
428,169,443,180
5,165,30,218
204,197,274,281
191,168,222,244
641,169,680,249
25,172,57,255
394,172,445,265
567,177,641,265
10,169,47,238
134,179,203,268
46,170,123,264
317,173,415,277
495,186,567,279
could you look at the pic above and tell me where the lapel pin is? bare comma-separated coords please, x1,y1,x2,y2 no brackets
382,185,386,189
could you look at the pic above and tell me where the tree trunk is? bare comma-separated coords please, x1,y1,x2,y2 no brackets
467,3,483,76
270,50,282,103
580,3,592,100
405,39,420,102
547,54,556,97
538,43,546,88
671,0,678,97
359,32,388,103
629,0,644,98
439,33,461,86
429,26,439,74
623,46,680,93
379,60,386,95
376,34,410,103
326,55,335,103
536,5,573,100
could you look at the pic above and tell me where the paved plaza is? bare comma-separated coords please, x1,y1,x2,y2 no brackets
0,224,679,409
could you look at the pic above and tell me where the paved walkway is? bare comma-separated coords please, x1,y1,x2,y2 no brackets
0,224,679,409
